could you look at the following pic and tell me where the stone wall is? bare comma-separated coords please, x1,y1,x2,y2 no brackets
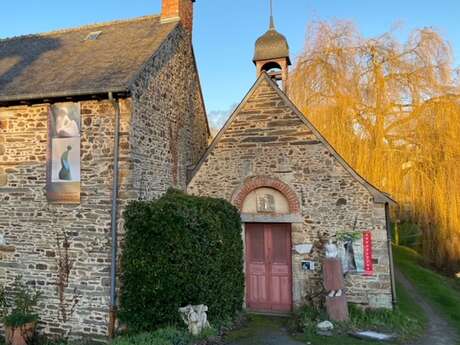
0,100,132,341
130,24,209,200
0,23,209,340
188,76,393,309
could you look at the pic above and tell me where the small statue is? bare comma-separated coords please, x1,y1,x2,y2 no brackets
178,304,210,336
325,240,338,258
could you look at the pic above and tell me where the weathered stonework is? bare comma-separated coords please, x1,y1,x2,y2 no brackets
0,23,208,340
0,101,131,341
130,25,208,199
188,75,393,310
0,168,6,187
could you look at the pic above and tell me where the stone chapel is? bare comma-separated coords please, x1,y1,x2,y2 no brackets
188,11,397,313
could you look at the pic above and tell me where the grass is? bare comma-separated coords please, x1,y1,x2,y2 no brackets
224,284,426,345
287,245,460,345
112,326,219,345
393,245,460,332
223,271,427,345
224,315,287,342
290,282,426,345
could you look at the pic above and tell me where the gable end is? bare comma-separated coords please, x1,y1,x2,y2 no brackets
189,73,395,205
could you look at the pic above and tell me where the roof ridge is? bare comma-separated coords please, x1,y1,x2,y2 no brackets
0,14,161,42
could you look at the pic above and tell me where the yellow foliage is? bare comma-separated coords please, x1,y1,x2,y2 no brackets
289,21,460,272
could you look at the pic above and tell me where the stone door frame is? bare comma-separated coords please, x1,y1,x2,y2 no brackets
232,176,302,312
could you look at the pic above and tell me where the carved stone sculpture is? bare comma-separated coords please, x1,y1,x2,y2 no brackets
257,193,275,212
178,304,210,336
325,240,338,258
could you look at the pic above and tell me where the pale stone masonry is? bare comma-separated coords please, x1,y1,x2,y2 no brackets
0,14,209,341
188,74,395,310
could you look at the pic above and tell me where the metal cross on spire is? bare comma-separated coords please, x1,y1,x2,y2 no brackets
269,0,275,30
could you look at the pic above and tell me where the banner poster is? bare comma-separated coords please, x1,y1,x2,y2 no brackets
363,231,373,275
47,103,81,203
337,231,373,275
352,239,365,272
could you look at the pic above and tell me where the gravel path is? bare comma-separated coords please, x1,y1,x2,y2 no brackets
395,269,459,345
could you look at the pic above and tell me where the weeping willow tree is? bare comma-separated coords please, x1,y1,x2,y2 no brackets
290,21,460,273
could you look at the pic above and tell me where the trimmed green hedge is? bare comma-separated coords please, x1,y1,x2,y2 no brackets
119,190,244,332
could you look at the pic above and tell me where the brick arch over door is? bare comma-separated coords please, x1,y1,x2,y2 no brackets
232,176,301,213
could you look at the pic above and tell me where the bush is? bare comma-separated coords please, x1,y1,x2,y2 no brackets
0,275,42,327
392,221,421,248
113,327,191,345
119,190,244,332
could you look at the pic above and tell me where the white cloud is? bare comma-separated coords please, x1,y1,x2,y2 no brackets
208,103,238,136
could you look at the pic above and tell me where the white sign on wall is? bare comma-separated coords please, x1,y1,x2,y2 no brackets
294,243,313,254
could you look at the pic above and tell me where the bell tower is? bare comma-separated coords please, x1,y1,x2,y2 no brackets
253,0,291,91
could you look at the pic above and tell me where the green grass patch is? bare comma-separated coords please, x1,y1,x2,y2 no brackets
113,326,218,345
224,314,286,342
393,245,460,332
113,327,191,345
287,275,426,345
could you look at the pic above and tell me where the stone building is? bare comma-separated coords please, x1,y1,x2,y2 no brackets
188,15,397,312
0,0,208,340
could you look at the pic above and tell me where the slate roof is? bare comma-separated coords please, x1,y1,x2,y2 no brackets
190,73,396,205
0,15,178,102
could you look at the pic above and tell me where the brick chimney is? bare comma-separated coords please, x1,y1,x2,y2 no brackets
160,0,195,35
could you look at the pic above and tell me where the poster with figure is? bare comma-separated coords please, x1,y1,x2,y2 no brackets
337,231,373,275
47,103,81,203
352,239,365,272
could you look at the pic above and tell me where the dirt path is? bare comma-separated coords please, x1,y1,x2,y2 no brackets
395,269,459,345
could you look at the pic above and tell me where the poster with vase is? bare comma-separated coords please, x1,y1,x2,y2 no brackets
47,103,81,203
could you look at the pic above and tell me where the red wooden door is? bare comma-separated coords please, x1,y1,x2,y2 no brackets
245,223,292,312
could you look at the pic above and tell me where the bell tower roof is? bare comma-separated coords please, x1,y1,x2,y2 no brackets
253,1,291,65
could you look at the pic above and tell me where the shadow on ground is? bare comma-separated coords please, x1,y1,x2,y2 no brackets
224,315,304,345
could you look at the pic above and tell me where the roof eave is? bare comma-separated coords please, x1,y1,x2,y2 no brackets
373,192,398,206
0,87,130,105
253,55,292,66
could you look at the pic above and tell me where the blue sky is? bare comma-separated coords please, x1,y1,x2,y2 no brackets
1,1,459,128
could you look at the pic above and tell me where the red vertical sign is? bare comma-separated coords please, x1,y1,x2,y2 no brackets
363,231,373,275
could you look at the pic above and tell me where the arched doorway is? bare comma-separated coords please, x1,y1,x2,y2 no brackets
232,177,301,313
